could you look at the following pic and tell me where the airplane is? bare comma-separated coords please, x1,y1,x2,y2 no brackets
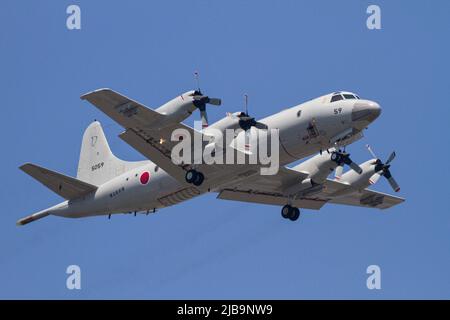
17,89,404,225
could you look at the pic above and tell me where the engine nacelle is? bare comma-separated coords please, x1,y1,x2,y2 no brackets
335,159,378,190
206,112,245,133
155,90,197,127
291,150,339,184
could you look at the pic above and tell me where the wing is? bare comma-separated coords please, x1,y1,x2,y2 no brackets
319,179,405,209
217,167,327,210
81,89,227,186
217,169,404,210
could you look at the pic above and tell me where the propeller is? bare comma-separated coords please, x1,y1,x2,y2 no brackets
331,149,363,175
228,94,268,131
365,144,400,192
192,72,222,128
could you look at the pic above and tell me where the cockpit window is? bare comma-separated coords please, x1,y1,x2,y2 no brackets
343,94,357,100
330,94,343,102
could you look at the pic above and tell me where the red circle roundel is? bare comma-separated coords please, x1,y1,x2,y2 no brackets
140,171,150,185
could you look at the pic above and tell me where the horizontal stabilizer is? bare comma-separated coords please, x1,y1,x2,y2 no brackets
20,163,97,200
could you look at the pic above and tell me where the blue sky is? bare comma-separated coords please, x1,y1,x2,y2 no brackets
1,0,449,299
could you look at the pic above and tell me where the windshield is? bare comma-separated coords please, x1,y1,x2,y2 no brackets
330,94,343,102
343,93,357,100
331,92,360,102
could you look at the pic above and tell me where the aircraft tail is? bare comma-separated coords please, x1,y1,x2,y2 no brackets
77,121,147,185
16,201,70,226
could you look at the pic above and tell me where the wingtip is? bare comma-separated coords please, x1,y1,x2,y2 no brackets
19,162,33,171
80,88,113,100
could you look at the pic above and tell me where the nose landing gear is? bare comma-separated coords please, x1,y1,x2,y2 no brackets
185,169,205,186
281,204,300,221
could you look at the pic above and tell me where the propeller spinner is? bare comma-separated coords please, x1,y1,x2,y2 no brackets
192,90,221,128
331,149,363,175
228,94,268,131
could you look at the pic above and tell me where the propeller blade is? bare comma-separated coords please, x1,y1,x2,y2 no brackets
348,161,363,174
387,176,400,192
254,122,268,130
207,98,221,106
335,165,344,180
382,169,400,192
343,155,363,174
200,110,208,128
368,173,381,185
366,144,377,159
386,151,396,165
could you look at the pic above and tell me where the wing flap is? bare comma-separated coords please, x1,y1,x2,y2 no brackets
321,179,405,209
218,189,326,210
328,189,405,209
218,166,309,194
20,163,97,200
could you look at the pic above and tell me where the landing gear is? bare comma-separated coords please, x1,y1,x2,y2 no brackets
290,207,300,221
330,151,341,163
281,205,301,221
281,205,291,219
185,170,196,183
193,172,204,186
185,169,205,186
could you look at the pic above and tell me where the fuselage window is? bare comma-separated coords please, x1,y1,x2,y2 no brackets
297,110,302,117
330,94,343,102
154,166,159,172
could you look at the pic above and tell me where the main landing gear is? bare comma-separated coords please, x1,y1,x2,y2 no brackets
185,169,205,186
281,204,300,221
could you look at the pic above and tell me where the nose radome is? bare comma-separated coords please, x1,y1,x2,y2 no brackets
352,100,381,125
367,101,381,119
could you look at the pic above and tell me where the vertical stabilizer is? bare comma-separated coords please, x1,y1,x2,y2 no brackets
77,121,147,185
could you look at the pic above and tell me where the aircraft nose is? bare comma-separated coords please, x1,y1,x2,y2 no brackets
352,100,381,127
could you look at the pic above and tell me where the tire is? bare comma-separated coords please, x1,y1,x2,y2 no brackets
185,170,197,184
289,207,300,221
193,172,204,186
281,205,291,219
331,152,338,162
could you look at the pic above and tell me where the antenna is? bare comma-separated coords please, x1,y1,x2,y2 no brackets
194,71,200,92
244,94,248,115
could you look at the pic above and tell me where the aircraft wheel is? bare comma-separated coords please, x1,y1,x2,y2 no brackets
289,207,300,221
193,172,204,186
281,205,292,219
185,170,197,184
